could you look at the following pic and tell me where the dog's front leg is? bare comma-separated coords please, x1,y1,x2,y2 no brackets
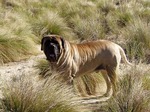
68,70,74,85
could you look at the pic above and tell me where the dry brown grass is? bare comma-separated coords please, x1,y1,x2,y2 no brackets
0,73,81,112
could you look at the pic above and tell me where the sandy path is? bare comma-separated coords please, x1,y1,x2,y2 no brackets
0,45,43,79
0,53,45,97
0,54,44,79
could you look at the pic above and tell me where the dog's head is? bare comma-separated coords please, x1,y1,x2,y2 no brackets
41,35,65,62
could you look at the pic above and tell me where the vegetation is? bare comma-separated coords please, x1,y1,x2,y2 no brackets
36,59,105,97
0,74,81,112
0,0,150,111
0,0,150,63
95,68,150,112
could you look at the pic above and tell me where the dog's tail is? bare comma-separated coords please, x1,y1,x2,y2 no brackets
119,46,132,66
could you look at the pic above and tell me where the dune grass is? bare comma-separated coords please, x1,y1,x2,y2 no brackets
0,74,81,112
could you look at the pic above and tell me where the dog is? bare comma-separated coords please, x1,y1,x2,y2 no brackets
41,35,132,96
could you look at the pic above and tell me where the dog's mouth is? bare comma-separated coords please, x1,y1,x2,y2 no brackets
44,39,60,62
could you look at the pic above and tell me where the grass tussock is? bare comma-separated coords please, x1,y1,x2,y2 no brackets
124,19,150,61
0,0,150,111
0,36,37,64
0,7,38,64
74,73,104,97
95,68,150,112
31,11,76,41
71,15,105,41
36,59,105,97
0,0,150,63
35,59,51,77
0,74,81,112
142,68,150,91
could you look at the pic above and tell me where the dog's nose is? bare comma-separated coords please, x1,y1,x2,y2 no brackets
50,43,55,46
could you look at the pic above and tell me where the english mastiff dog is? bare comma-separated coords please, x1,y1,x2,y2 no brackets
41,35,132,96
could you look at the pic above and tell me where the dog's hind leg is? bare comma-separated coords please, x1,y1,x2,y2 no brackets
106,66,117,96
101,70,112,97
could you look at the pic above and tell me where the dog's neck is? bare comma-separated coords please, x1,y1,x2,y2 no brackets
52,42,79,76
76,43,97,64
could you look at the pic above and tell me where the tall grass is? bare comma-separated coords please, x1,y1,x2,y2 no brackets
31,10,76,41
70,15,105,41
36,59,105,97
123,19,150,61
0,35,37,64
95,69,150,112
0,74,81,112
143,74,150,91
0,0,150,63
0,4,38,64
0,0,150,111
74,73,105,97
35,59,51,77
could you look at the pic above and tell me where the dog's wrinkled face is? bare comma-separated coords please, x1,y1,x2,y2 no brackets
41,35,65,62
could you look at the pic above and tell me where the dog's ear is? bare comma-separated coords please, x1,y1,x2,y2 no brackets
41,38,44,51
60,37,65,49
41,35,50,50
41,34,46,51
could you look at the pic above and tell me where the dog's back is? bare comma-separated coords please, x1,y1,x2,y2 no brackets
75,40,131,77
